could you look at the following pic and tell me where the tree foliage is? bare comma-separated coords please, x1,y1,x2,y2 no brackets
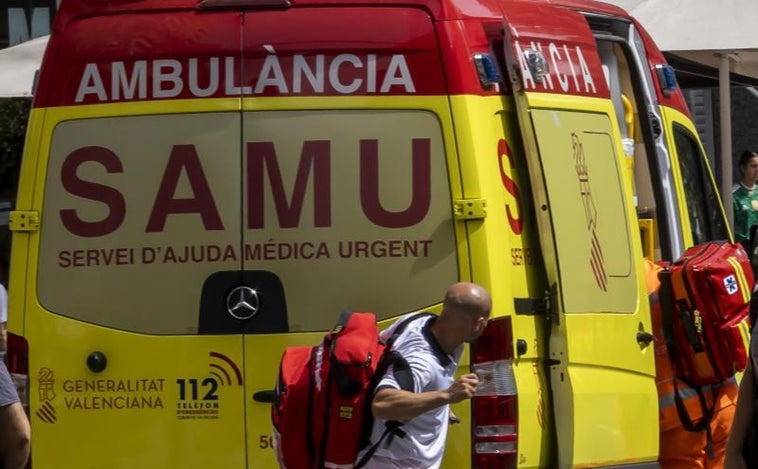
0,98,31,200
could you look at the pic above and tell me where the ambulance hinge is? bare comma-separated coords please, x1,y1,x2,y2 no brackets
9,211,40,232
516,286,558,325
514,295,549,316
453,199,487,220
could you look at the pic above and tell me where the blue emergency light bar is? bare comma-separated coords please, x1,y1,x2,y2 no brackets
655,64,678,97
474,53,502,88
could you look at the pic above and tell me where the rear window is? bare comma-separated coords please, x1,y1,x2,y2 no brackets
37,110,458,333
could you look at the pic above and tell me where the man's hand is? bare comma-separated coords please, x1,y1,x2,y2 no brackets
445,373,479,403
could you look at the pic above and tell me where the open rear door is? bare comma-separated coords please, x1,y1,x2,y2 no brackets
500,5,658,467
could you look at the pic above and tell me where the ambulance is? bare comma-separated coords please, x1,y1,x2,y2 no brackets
6,0,729,467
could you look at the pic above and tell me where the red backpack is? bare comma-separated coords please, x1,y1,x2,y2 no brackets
271,311,433,469
657,241,754,453
658,241,754,387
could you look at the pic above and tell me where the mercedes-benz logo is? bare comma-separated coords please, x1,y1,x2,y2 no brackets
226,286,260,320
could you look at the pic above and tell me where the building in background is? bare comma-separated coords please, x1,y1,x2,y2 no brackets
0,1,57,283
680,85,758,192
1,0,57,48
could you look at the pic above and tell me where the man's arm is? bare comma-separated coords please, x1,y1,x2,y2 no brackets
0,401,30,469
372,373,479,422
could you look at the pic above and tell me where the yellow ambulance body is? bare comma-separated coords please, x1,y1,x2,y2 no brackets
7,0,730,467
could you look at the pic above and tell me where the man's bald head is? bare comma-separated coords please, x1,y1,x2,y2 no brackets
442,282,492,319
431,282,493,352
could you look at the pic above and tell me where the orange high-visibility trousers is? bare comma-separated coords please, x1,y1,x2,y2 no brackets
658,389,736,469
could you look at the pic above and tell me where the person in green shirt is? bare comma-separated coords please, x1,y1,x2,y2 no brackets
733,150,758,250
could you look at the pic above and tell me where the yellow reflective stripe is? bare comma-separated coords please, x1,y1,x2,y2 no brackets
727,256,751,303
726,257,748,302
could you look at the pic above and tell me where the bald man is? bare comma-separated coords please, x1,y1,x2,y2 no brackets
357,282,492,469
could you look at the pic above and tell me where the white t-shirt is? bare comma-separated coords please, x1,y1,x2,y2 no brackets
359,313,463,469
0,284,7,323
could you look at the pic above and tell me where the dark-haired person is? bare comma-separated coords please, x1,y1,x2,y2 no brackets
732,150,758,251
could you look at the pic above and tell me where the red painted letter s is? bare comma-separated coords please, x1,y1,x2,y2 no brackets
498,139,522,235
60,146,126,237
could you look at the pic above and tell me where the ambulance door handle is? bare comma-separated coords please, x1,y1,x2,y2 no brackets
636,331,655,346
253,390,275,403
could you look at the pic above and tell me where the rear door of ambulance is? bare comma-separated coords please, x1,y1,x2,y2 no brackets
499,6,659,468
17,8,249,468
235,6,462,467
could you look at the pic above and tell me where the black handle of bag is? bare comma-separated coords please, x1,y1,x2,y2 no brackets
253,390,274,403
677,300,704,352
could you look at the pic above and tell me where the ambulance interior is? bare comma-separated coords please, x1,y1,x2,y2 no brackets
597,38,663,262
594,13,730,267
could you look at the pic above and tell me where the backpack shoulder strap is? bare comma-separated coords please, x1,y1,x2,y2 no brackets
385,312,436,349
657,268,678,362
381,312,436,392
355,422,407,468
